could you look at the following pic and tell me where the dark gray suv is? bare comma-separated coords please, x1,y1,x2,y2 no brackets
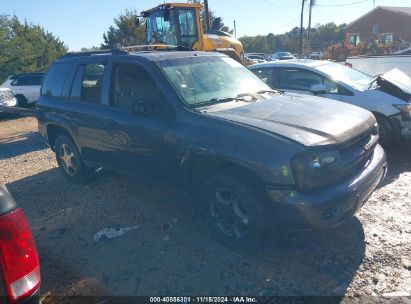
36,50,387,250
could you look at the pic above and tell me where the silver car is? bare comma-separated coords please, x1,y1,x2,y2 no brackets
249,60,411,146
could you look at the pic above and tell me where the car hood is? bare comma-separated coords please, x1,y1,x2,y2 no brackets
199,94,375,147
379,68,411,95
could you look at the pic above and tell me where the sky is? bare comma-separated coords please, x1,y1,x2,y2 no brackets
1,0,410,51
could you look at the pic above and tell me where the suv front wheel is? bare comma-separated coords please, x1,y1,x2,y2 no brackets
199,174,268,251
55,135,96,184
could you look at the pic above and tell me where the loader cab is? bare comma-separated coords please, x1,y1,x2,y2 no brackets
378,33,394,47
142,4,201,50
346,33,360,47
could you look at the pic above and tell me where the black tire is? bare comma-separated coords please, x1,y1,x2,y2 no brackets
55,135,96,184
16,95,28,107
375,114,395,148
199,174,268,252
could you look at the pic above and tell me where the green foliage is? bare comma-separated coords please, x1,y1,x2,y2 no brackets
0,15,67,83
101,9,145,48
239,22,346,54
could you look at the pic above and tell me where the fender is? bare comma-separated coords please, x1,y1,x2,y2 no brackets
41,111,80,150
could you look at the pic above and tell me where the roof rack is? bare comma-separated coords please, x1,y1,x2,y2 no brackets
59,44,192,59
124,44,192,51
59,48,128,59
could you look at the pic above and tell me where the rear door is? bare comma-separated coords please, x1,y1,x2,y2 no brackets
62,60,113,165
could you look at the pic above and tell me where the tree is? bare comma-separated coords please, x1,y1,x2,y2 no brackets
0,15,67,83
239,22,346,54
101,9,145,48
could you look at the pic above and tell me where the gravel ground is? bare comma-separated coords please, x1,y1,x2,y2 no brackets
0,115,410,303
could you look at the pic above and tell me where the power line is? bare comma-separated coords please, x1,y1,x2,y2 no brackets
275,15,301,29
258,0,300,9
314,0,370,7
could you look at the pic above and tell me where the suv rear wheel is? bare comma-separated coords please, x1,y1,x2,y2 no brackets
199,174,268,251
55,135,96,184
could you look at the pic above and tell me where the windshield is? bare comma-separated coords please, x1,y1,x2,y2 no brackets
157,55,271,106
280,52,293,57
316,62,374,90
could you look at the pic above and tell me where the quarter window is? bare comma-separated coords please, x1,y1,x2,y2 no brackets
252,68,280,89
41,63,73,97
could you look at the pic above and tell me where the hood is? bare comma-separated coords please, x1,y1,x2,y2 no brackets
199,94,375,147
379,68,411,98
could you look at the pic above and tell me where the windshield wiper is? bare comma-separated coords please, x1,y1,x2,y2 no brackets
192,95,248,108
208,96,249,104
256,89,283,95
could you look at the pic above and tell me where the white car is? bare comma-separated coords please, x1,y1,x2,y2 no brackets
249,60,411,146
0,87,17,112
0,73,43,107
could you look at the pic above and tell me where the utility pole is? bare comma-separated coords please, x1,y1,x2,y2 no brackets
204,0,211,31
299,0,306,58
233,20,237,38
307,0,315,54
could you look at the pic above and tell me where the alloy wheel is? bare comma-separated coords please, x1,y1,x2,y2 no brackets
59,144,77,176
209,188,251,239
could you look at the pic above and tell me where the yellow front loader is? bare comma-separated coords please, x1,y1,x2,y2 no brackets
139,2,254,65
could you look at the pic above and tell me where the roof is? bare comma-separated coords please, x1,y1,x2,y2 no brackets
380,6,411,16
142,2,202,15
249,59,330,70
346,6,411,29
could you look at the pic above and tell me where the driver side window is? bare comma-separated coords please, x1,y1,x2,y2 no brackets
112,63,157,111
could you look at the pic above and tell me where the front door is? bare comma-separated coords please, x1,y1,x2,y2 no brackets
101,62,181,179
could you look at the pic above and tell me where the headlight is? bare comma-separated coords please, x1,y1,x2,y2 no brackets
291,149,341,192
393,104,411,117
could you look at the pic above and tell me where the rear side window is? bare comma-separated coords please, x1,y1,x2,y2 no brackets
69,63,105,103
41,63,73,97
279,69,322,91
14,76,43,86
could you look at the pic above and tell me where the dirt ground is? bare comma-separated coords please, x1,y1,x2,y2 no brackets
0,115,410,303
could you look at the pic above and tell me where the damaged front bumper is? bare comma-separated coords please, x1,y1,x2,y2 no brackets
265,144,387,231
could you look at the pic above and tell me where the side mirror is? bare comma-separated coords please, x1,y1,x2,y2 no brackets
310,84,327,95
131,98,158,115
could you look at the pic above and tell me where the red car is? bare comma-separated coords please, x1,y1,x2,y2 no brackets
0,183,40,303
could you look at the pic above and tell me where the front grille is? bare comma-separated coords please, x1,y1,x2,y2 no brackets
0,89,14,102
338,128,378,179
